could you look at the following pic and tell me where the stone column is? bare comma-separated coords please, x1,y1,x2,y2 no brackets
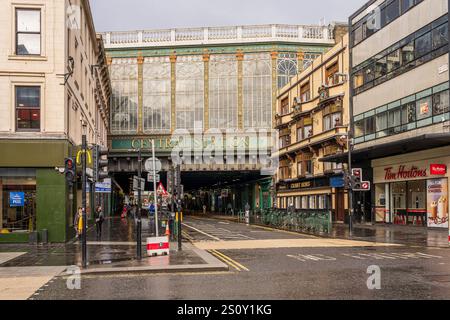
170,54,177,133
298,50,305,73
271,51,278,128
137,53,144,134
203,52,210,131
237,50,244,130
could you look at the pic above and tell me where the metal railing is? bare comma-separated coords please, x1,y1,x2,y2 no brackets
239,208,332,234
102,24,335,48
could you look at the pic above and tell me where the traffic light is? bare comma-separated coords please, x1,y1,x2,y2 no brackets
65,157,76,186
93,145,109,182
343,171,352,190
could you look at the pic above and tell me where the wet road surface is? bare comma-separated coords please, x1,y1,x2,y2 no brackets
31,216,450,300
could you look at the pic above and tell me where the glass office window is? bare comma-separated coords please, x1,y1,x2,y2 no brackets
415,32,432,58
432,23,448,49
354,119,365,138
433,90,449,116
416,96,432,120
382,0,400,27
401,0,415,14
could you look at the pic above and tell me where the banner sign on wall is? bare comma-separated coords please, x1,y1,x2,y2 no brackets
427,178,449,229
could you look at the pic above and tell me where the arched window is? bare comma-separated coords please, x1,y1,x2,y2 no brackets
277,53,298,89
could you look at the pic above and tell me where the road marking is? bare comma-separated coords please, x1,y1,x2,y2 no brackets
209,249,249,272
288,254,337,262
208,250,241,271
182,223,221,241
195,239,401,250
288,252,445,263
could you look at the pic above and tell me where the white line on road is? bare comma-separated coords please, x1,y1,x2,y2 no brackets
182,223,221,241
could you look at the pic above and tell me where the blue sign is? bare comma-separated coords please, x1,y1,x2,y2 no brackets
95,178,112,193
10,192,25,207
330,176,345,188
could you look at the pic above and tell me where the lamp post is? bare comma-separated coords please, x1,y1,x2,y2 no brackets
81,120,88,268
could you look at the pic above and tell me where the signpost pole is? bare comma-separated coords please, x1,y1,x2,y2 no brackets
81,126,87,268
152,140,159,238
137,148,142,260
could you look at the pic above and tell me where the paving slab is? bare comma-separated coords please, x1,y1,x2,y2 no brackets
0,266,67,300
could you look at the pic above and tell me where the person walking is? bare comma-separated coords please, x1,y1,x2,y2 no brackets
95,206,104,240
74,207,83,239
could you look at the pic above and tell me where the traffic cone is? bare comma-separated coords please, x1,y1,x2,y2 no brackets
165,222,170,236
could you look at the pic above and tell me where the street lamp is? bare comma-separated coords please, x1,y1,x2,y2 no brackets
81,119,88,268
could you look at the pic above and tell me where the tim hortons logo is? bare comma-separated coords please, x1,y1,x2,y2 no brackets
430,164,447,175
384,165,427,181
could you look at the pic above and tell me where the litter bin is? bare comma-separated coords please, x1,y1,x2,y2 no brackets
40,229,48,244
29,231,38,244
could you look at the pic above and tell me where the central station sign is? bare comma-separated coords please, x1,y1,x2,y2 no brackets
111,134,274,153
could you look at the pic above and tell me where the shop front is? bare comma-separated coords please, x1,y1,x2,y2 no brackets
276,176,346,221
373,148,450,229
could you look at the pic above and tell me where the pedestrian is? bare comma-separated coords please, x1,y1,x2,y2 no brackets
203,204,207,215
74,207,83,238
121,204,128,219
74,207,82,238
227,203,232,215
95,206,104,240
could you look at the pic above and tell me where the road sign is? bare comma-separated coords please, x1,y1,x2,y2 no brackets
95,178,111,193
354,181,371,192
133,176,145,191
148,173,160,183
156,182,168,196
144,157,162,173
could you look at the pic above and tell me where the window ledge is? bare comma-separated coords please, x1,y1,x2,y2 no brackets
8,55,48,62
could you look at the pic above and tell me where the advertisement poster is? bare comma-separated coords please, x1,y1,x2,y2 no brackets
9,192,24,207
427,179,449,228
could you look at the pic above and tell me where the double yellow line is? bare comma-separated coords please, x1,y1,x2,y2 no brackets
208,249,249,272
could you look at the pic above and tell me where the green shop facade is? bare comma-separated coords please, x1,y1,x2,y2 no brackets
0,140,109,243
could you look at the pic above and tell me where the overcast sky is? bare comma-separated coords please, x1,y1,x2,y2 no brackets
90,0,368,32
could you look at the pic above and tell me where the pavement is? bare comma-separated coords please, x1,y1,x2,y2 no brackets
30,215,450,300
0,216,228,300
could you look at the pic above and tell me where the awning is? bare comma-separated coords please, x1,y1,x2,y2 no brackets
320,133,450,163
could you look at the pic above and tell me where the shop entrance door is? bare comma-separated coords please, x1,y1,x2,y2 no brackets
335,189,345,222
391,182,407,225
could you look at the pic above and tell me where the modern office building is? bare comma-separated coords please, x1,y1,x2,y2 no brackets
275,34,350,222
101,23,347,212
0,0,110,242
326,0,449,228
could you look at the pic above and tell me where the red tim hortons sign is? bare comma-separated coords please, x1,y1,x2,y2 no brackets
384,165,427,181
430,164,447,176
